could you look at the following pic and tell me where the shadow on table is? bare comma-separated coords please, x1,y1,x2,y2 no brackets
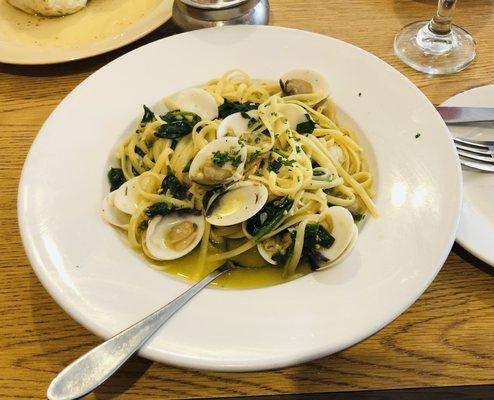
391,0,493,36
27,271,152,399
0,19,181,77
453,243,494,277
92,357,153,400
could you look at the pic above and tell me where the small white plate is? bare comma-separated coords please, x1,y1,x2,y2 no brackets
18,26,461,371
0,0,172,65
442,86,494,266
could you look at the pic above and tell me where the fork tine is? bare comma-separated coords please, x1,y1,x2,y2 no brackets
457,149,494,163
460,158,494,172
454,137,494,148
455,143,491,155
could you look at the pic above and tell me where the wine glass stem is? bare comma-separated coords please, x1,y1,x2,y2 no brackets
429,0,458,34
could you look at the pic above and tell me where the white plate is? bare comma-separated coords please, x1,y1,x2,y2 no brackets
18,25,461,371
0,0,172,65
442,86,494,266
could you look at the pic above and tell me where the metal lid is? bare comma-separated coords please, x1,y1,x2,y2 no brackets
180,0,250,10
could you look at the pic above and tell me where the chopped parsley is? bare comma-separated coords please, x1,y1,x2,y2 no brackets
248,117,258,129
268,156,296,173
254,136,261,143
247,150,261,162
271,231,296,266
353,213,366,222
212,147,242,168
238,138,246,148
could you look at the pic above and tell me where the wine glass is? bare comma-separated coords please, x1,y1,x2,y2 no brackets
394,0,476,75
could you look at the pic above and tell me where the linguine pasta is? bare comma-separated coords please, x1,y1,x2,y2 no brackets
101,69,377,281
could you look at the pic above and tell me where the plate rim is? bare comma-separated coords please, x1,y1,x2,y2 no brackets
0,0,172,65
18,25,463,371
443,84,494,267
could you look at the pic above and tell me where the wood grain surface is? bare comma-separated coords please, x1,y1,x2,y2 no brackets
1,0,494,399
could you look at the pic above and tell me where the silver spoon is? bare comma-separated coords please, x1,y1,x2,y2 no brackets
47,262,233,400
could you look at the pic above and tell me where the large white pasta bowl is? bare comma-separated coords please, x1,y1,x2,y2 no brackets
18,25,461,371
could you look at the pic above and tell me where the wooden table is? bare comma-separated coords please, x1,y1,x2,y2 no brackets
1,0,493,399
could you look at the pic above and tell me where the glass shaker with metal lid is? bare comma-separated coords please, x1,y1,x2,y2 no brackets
172,0,269,31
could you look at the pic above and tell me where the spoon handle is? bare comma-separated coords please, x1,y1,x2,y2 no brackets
47,263,230,400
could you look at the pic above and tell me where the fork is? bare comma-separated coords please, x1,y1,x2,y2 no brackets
453,137,494,172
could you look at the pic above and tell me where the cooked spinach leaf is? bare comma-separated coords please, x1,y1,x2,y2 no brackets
218,100,259,119
145,202,176,218
246,197,294,241
296,114,316,135
155,110,201,139
182,159,192,173
303,224,334,250
305,249,330,271
141,105,156,125
108,168,126,192
272,251,288,265
161,170,188,200
134,145,146,157
303,224,334,270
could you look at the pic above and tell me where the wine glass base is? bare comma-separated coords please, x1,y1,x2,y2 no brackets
394,20,476,75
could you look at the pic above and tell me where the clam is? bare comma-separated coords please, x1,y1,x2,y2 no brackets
216,110,258,138
189,136,247,186
328,144,345,164
309,206,358,270
280,69,329,98
100,191,131,228
206,181,268,226
257,230,294,265
113,176,140,215
169,88,218,121
277,104,308,129
144,210,205,260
